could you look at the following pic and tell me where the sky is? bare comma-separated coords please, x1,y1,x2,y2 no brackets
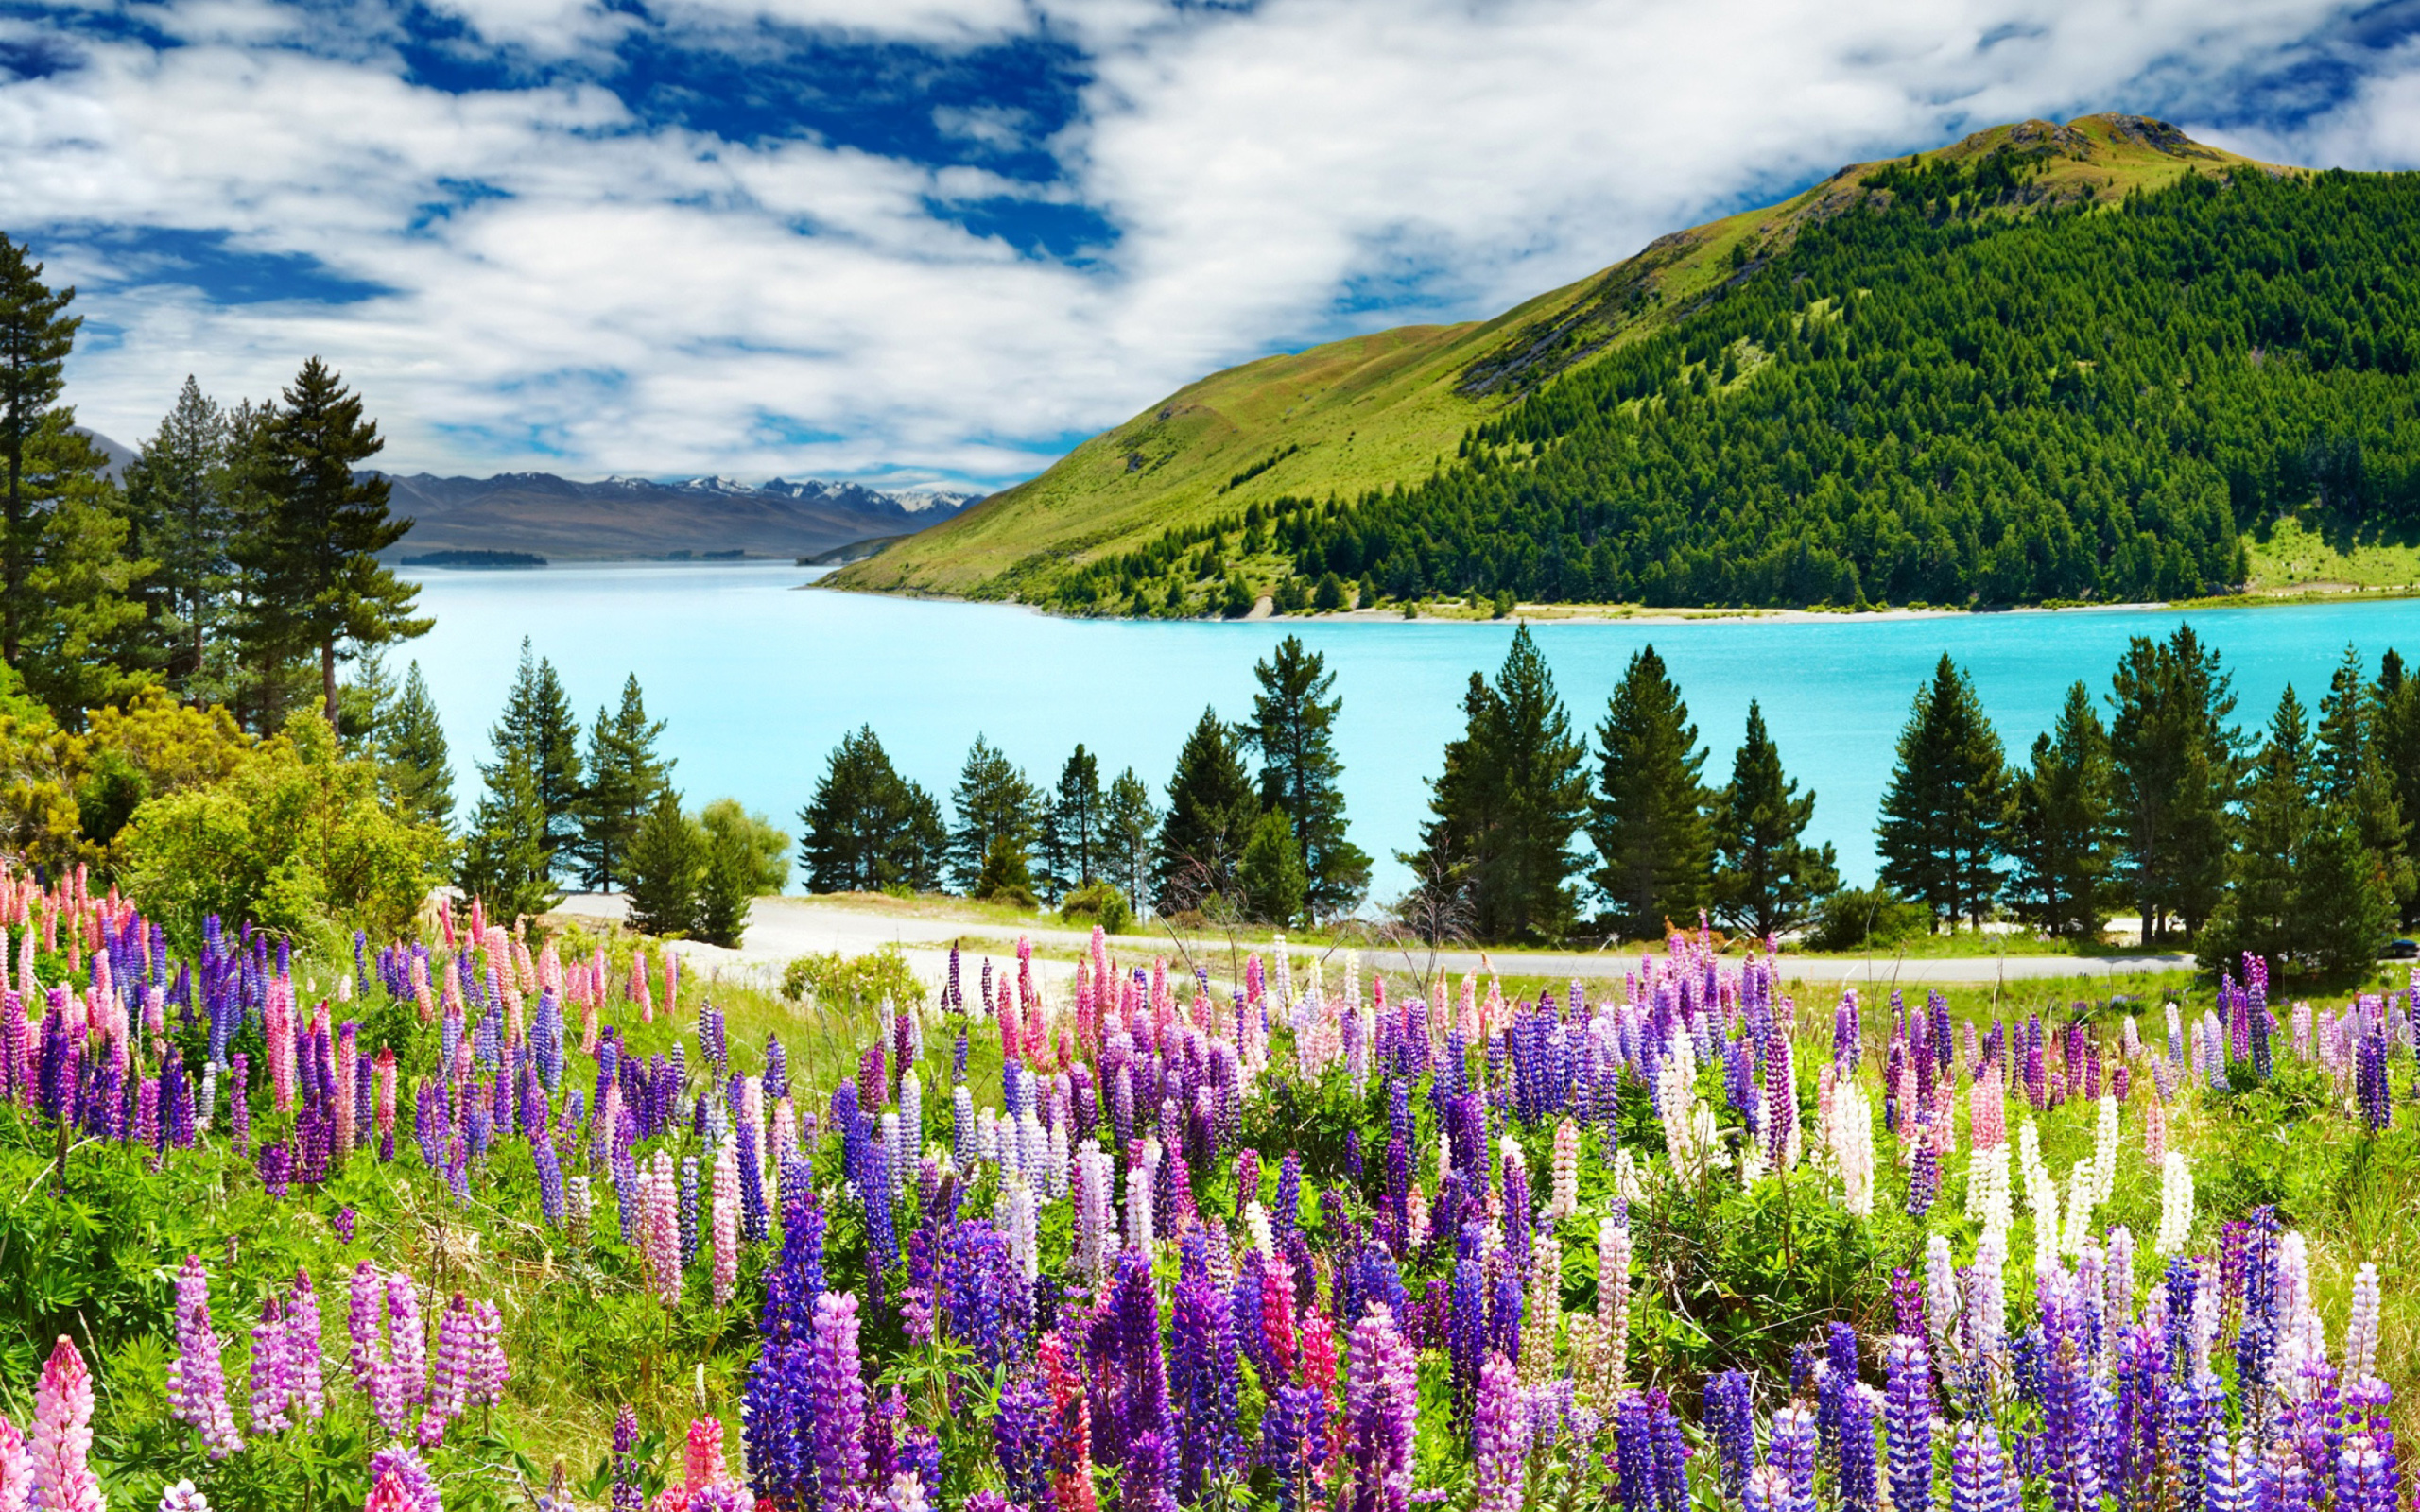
5,0,2419,490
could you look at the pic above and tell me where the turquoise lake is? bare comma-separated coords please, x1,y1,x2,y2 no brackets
396,563,2420,902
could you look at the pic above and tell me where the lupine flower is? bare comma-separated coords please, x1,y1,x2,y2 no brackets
157,1481,210,1512
31,1337,102,1512
1344,1304,1417,1512
166,1256,241,1458
0,1418,30,1512
1767,1404,1818,1512
1473,1353,1526,1512
365,1445,441,1512
249,1294,294,1435
812,1292,869,1508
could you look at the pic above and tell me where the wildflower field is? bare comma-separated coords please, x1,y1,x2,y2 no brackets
2,867,2417,1512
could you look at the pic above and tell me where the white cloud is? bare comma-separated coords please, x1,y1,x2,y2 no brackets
2,0,2410,485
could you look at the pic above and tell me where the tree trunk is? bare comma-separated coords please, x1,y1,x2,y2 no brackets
322,639,339,734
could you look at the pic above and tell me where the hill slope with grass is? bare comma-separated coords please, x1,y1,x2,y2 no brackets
838,113,2318,608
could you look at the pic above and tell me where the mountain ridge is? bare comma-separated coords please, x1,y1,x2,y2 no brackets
835,112,2296,603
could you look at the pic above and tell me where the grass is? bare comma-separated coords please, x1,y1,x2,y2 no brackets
834,114,2285,607
2244,511,2420,593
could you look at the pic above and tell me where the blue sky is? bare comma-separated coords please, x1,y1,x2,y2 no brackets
4,0,2417,489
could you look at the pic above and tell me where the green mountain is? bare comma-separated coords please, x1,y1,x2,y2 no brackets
838,115,2420,612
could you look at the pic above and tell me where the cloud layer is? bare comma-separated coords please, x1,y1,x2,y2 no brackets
4,0,2416,485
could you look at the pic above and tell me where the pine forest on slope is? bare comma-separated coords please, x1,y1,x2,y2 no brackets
835,114,2420,614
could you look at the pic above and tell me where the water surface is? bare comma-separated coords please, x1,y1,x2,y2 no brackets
398,563,2420,901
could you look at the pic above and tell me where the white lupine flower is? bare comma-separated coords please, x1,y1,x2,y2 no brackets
2155,1150,2195,1256
2346,1263,2382,1380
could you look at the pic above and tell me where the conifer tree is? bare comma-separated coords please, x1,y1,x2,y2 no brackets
2317,644,2413,916
1241,635,1370,919
2371,648,2420,926
2007,681,2115,938
0,232,78,673
1102,768,1159,913
487,639,585,871
1237,807,1309,927
1404,626,1588,943
456,751,559,922
797,726,945,894
121,377,236,690
1587,644,1713,938
1877,654,2010,927
1710,700,1838,939
2201,687,2313,975
1038,745,1104,903
625,789,704,936
695,799,788,947
1154,707,1260,913
232,357,426,730
575,674,671,892
2109,626,2240,941
948,735,1040,896
380,661,456,833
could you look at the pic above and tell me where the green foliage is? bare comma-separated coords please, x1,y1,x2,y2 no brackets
114,711,445,948
1056,880,1133,935
1236,806,1309,927
2007,680,2118,936
1878,654,2011,926
1711,700,1839,939
2108,619,2243,942
973,832,1039,908
798,725,947,895
1240,635,1371,919
378,660,457,833
1038,745,1104,903
1154,706,1260,914
574,673,672,892
696,798,790,946
119,376,238,698
1805,883,1930,951
779,944,925,1010
1403,626,1589,943
947,734,1040,895
1588,644,1713,937
1100,767,1159,912
625,789,704,937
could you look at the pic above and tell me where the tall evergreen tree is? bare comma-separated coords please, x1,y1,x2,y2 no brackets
1587,644,1713,938
11,414,146,718
1240,635,1371,919
0,232,78,673
456,749,559,921
232,357,426,730
2109,626,2240,941
695,799,789,947
1709,700,1838,939
2318,644,2414,917
1237,807,1309,927
1877,654,2010,927
1154,706,1260,913
574,674,672,891
796,726,945,894
948,735,1040,896
625,789,704,936
1404,626,1588,943
2007,681,2116,938
1037,745,1104,903
2201,687,2316,976
487,639,585,871
121,377,235,689
1102,767,1159,913
380,661,456,833
2371,647,2420,926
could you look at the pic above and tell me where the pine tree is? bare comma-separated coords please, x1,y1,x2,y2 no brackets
1877,654,2010,928
11,415,147,719
1038,745,1104,903
1710,699,1838,939
1102,767,1159,913
2006,681,2115,938
121,377,235,690
948,735,1040,896
2201,687,2312,976
487,639,585,872
574,675,672,892
1154,706,1260,913
1405,626,1588,944
2109,626,2241,941
231,357,426,730
1241,635,1370,919
1237,807,1309,927
2371,648,2420,926
0,232,78,673
380,661,456,832
456,749,559,922
2316,644,2414,918
1587,644,1712,938
625,789,704,936
797,726,945,894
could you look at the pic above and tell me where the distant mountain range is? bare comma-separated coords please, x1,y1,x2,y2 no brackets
375,472,981,561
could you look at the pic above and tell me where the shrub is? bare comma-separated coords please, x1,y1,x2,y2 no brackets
1058,880,1133,935
1806,882,1929,951
780,944,925,1008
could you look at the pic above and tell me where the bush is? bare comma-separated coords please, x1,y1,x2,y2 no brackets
1274,576,1311,613
1806,883,1929,951
1314,573,1346,611
114,712,443,949
974,833,1039,907
1219,576,1254,619
696,799,790,946
1058,880,1133,935
780,944,925,1009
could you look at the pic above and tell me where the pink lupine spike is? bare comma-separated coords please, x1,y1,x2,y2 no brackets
31,1337,102,1512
